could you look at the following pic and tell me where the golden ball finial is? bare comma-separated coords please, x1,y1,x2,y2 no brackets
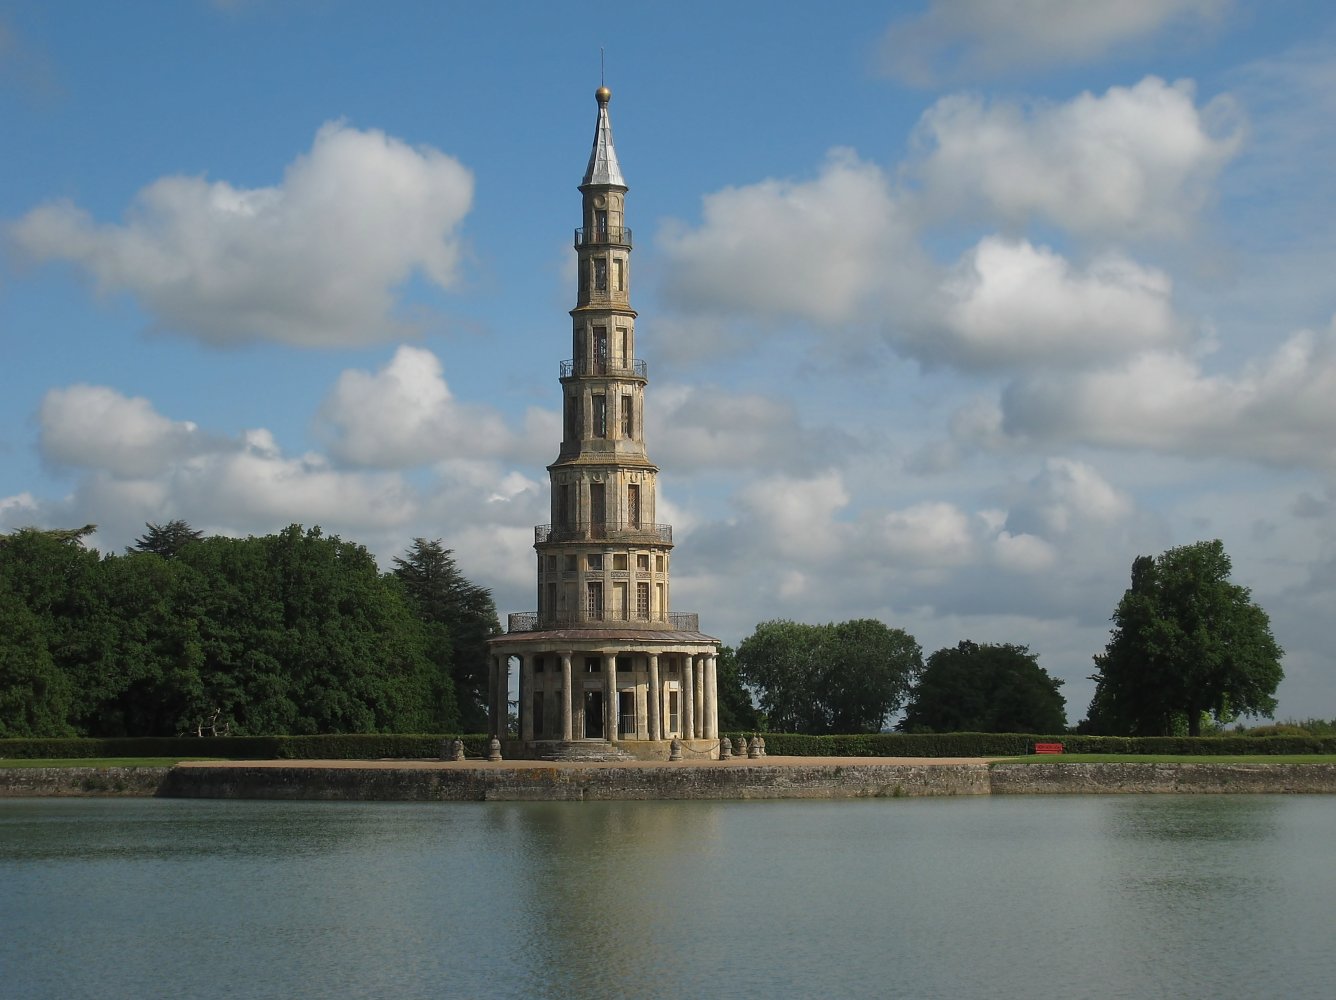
595,85,611,105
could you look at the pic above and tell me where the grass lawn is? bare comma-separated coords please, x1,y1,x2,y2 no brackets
0,758,223,768
992,753,1335,765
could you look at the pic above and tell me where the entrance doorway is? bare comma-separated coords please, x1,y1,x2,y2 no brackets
618,690,636,739
584,690,605,739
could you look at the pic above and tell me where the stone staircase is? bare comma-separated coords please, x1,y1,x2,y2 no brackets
534,740,636,763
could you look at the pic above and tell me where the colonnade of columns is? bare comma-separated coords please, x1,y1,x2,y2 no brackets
488,649,719,743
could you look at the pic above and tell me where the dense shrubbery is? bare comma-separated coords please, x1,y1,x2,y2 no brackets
725,732,1336,757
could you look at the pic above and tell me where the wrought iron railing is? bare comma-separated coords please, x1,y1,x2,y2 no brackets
559,358,648,379
506,611,702,633
574,226,632,247
534,522,672,544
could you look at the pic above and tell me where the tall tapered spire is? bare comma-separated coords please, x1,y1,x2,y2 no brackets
582,86,626,188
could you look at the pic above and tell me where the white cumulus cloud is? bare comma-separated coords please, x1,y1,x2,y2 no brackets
10,122,474,347
316,345,513,467
657,150,923,328
909,77,1243,240
998,317,1336,468
903,236,1186,368
648,384,854,474
880,0,1231,85
39,385,215,478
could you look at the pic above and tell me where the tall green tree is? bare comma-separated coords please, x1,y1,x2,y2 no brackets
391,538,499,732
1085,540,1283,737
0,577,73,737
736,619,921,734
0,526,107,735
715,645,760,731
176,526,453,735
129,519,204,558
899,641,1067,734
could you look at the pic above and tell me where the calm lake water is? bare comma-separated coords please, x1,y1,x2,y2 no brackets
2,795,1334,999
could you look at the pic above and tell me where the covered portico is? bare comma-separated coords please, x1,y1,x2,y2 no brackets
488,628,720,758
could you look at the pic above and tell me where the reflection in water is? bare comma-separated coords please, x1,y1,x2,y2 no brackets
2,796,1334,999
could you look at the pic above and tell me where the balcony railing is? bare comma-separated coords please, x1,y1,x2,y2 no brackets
560,358,648,379
574,226,632,248
535,522,672,544
507,611,702,633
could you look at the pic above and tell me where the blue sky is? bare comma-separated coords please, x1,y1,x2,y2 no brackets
4,1,1335,724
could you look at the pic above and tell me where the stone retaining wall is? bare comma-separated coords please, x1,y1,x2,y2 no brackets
990,761,1336,795
4,761,1336,800
154,763,992,801
0,767,173,797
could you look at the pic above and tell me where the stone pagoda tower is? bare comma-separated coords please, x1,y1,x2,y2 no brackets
488,85,720,760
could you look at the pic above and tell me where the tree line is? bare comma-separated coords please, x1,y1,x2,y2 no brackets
2,526,1284,740
724,539,1284,737
0,522,499,739
725,622,1066,735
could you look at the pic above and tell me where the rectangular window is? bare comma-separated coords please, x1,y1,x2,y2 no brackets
590,482,606,537
586,582,603,620
533,656,544,673
593,258,607,292
592,395,606,438
563,554,576,572
637,581,649,618
564,395,577,441
532,691,545,737
594,326,607,373
586,656,600,674
668,690,680,736
617,327,628,366
615,581,628,620
621,395,633,438
587,554,602,571
546,555,557,572
546,581,556,614
655,554,665,572
627,483,640,528
636,554,649,571
614,258,624,292
613,553,627,570
595,210,608,239
558,483,570,527
656,582,664,618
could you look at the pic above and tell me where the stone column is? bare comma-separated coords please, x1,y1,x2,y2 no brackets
604,653,618,741
519,655,532,742
682,654,695,743
700,659,710,736
561,652,574,741
490,655,504,737
647,653,662,741
703,653,718,739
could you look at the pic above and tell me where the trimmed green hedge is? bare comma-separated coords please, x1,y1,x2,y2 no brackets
8,732,1335,761
0,734,493,761
723,732,1336,757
